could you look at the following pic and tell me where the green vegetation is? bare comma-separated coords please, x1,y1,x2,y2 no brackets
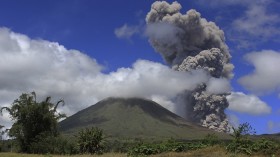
77,127,105,154
0,92,66,153
127,139,209,156
0,125,4,140
226,122,256,155
226,122,279,156
0,124,4,152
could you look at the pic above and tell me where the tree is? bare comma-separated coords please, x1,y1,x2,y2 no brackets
77,127,105,154
0,125,4,141
231,122,256,141
227,122,256,155
0,92,66,153
0,125,4,152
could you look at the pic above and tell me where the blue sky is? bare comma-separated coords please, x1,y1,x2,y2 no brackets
0,0,280,134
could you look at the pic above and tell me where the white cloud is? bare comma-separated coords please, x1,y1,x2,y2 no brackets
232,4,280,38
206,78,231,94
227,92,271,115
239,50,280,95
0,27,215,127
150,95,176,113
114,24,139,39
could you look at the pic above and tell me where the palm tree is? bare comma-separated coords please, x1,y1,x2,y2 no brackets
0,92,66,153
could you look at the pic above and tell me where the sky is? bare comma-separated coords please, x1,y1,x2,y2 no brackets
0,0,280,134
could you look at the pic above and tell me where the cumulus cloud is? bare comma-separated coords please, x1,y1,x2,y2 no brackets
232,4,280,38
0,27,217,128
114,24,139,39
239,50,280,95
227,92,271,115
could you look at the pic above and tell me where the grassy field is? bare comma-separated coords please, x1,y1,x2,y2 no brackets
0,146,271,157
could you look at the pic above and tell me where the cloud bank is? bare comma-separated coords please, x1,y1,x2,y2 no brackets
0,27,217,128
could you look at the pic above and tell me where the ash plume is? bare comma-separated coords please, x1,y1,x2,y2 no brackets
146,1,234,132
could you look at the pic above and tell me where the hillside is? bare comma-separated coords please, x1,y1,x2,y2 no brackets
59,97,229,140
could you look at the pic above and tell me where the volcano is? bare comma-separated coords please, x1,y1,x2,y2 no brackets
59,97,229,139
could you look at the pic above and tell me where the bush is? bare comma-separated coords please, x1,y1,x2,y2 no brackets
29,133,78,154
76,127,105,154
252,138,279,155
128,139,208,156
226,137,254,155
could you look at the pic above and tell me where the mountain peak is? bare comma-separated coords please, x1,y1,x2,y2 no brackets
59,97,228,139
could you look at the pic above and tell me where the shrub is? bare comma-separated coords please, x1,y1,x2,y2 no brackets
128,139,208,156
29,133,78,154
226,137,253,155
252,138,279,155
76,127,105,154
226,122,256,155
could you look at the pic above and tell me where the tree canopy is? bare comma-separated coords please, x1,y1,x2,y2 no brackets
0,92,66,153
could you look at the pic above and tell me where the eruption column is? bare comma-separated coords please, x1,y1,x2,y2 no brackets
146,1,234,132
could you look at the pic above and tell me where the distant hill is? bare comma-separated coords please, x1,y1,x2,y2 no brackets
257,133,280,141
59,97,230,140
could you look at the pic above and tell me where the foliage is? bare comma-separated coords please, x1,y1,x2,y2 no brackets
0,92,66,153
251,138,279,156
231,122,256,140
127,139,208,156
226,122,256,155
0,125,4,152
29,134,78,155
0,125,4,141
226,136,254,155
76,127,105,154
202,133,220,146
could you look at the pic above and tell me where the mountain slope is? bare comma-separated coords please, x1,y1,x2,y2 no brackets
59,97,229,139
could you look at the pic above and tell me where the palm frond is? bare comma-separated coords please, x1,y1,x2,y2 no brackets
53,99,65,112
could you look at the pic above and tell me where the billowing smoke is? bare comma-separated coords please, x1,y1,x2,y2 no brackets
146,1,234,132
